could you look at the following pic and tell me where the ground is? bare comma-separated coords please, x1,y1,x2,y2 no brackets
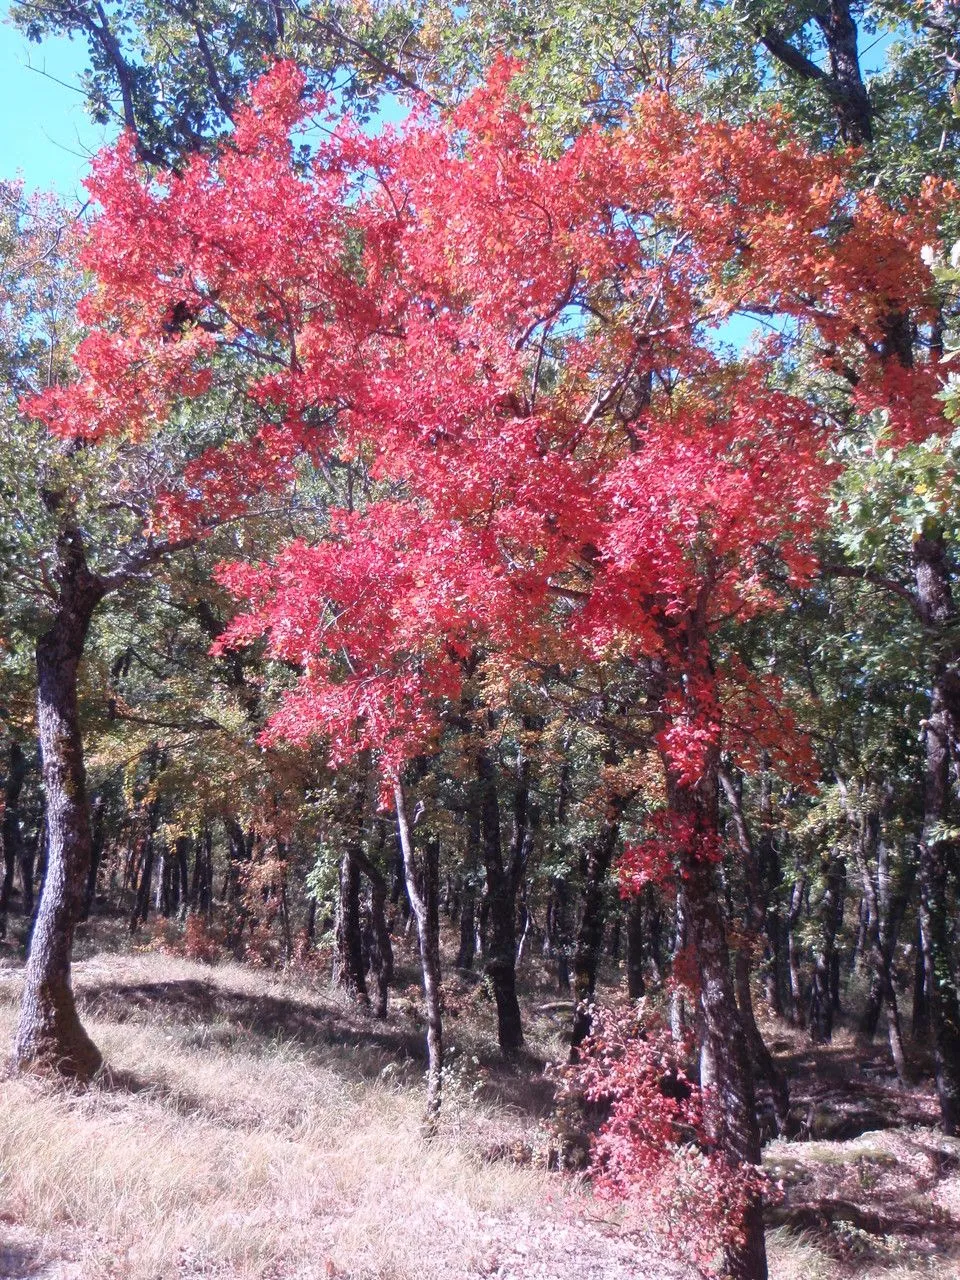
0,933,956,1279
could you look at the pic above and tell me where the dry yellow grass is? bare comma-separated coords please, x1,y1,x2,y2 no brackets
0,953,679,1280
0,951,955,1279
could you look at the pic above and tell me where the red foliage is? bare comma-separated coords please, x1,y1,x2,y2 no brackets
20,59,950,811
561,1004,774,1278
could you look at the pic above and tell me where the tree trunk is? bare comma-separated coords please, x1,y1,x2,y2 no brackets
849,793,913,1084
13,520,105,1079
335,848,370,1006
476,746,524,1055
456,803,481,972
175,835,190,919
626,894,645,999
394,781,443,1124
912,915,928,1039
808,849,845,1043
19,814,39,923
80,795,105,922
913,532,960,1134
676,757,767,1280
719,769,790,1135
0,741,28,938
571,807,621,1052
354,839,392,1018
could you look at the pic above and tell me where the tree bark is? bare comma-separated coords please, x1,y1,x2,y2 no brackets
476,745,524,1055
335,847,370,1006
571,805,621,1051
808,849,846,1044
13,519,105,1079
456,802,481,972
675,757,767,1280
354,838,392,1018
913,532,960,1134
626,894,645,999
394,781,443,1124
718,769,790,1134
0,742,28,938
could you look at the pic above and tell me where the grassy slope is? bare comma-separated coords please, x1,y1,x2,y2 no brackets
0,947,688,1280
0,940,956,1279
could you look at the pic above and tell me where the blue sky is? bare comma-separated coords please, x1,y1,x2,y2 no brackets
0,21,110,197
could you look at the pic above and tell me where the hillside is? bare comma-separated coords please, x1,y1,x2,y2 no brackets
1,940,957,1280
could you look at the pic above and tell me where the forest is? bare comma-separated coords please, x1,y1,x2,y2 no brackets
1,3,960,1279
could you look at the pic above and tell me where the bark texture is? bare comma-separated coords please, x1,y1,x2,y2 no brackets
13,519,105,1079
394,781,443,1123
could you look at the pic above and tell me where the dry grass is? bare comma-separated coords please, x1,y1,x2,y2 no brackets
0,953,680,1280
1,950,956,1279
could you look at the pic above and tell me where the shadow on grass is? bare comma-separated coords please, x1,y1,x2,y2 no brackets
77,974,559,1123
779,1038,937,1139
79,977,428,1083
0,1235,47,1279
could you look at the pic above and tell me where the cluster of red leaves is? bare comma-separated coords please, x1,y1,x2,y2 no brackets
21,59,952,792
561,1004,773,1278
618,811,722,894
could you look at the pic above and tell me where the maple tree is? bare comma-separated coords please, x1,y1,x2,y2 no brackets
20,56,951,1278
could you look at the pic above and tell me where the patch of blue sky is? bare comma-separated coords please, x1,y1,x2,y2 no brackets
708,309,798,354
0,17,412,202
0,23,110,198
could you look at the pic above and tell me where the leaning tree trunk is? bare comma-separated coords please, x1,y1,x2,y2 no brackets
394,780,443,1124
13,523,105,1079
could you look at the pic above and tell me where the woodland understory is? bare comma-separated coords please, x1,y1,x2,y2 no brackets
3,4,960,1280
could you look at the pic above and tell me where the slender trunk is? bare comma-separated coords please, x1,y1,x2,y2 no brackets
646,886,664,985
394,781,443,1123
912,915,928,1039
19,815,38,922
670,887,688,1042
719,770,790,1135
223,816,251,945
476,746,524,1055
808,849,845,1043
0,742,28,938
335,848,369,1006
786,867,806,1027
130,836,155,933
850,795,912,1081
549,760,575,992
571,806,621,1051
80,796,105,922
553,881,572,992
626,894,645,999
13,521,105,1079
175,836,190,920
757,780,784,1018
354,839,392,1018
456,805,480,971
